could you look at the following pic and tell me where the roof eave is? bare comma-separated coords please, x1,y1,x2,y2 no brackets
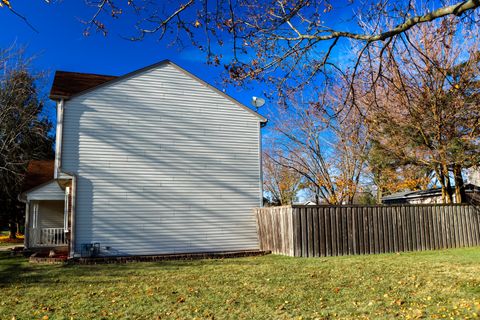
49,94,70,101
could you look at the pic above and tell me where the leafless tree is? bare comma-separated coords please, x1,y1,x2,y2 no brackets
263,148,303,205
270,90,369,204
0,48,54,237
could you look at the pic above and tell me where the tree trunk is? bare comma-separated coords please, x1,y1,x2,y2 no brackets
453,164,466,203
8,218,17,239
445,175,454,204
436,167,448,203
442,164,454,204
376,187,383,204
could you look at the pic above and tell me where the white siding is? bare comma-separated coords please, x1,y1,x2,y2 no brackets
62,62,262,256
26,181,65,201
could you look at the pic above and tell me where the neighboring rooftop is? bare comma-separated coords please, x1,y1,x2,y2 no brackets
382,184,480,203
22,160,55,192
49,71,117,100
382,189,441,202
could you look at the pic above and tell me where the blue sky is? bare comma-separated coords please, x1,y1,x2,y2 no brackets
0,1,276,124
0,1,363,129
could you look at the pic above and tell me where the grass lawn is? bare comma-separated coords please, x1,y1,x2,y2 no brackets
0,231,23,246
1,248,479,319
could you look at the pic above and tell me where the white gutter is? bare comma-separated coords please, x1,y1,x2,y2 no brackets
54,99,64,179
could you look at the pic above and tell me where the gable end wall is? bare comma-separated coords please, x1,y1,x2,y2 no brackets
61,63,262,256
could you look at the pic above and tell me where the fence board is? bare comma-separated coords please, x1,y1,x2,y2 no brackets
342,208,348,255
472,207,480,246
349,207,356,255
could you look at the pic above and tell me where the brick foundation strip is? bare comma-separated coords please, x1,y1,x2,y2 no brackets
29,250,270,265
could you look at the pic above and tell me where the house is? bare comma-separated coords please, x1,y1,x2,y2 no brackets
467,166,480,186
20,60,267,258
382,184,480,205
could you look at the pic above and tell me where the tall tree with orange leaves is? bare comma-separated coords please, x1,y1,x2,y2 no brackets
356,17,480,203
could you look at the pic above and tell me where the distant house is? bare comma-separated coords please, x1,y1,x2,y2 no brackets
19,60,267,258
382,184,480,205
467,167,480,186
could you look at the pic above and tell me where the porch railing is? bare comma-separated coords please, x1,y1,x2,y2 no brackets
30,228,68,247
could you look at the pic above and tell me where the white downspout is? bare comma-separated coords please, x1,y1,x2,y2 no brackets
68,174,77,259
24,202,30,249
54,99,77,258
259,121,264,207
54,99,64,179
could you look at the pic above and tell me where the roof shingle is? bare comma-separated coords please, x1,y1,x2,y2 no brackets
22,160,55,192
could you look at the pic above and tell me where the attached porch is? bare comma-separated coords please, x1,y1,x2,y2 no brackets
28,200,67,247
22,180,71,250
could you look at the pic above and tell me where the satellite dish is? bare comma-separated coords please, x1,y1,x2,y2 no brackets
251,96,265,110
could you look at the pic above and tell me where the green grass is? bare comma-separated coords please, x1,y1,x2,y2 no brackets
0,230,23,246
1,248,479,319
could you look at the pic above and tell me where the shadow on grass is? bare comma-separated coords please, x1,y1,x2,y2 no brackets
0,251,275,286
0,252,44,285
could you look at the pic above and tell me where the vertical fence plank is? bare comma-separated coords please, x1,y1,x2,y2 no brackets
427,206,434,250
324,207,331,256
400,206,406,252
445,206,455,248
405,206,413,252
429,206,436,250
471,206,480,246
455,205,463,248
369,207,375,254
380,207,387,253
293,207,302,257
465,205,474,247
384,207,393,252
371,207,378,254
350,207,357,255
335,207,342,255
438,206,446,249
305,207,314,257
319,207,326,257
412,206,418,251
462,205,469,247
342,207,348,256
466,205,473,247
392,207,399,252
424,205,431,250
312,207,319,257
435,206,442,249
331,207,338,256
473,206,480,246
453,205,460,248
357,207,365,254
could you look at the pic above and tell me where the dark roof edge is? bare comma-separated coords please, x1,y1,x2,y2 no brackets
49,71,117,100
52,60,267,122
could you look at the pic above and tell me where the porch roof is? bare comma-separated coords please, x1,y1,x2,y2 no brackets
23,180,65,201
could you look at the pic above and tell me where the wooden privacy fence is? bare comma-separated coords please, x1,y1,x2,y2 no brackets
254,205,480,257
